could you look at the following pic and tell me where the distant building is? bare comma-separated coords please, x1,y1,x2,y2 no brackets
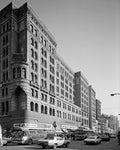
108,115,119,133
101,114,109,133
96,99,101,133
74,72,89,128
89,86,96,130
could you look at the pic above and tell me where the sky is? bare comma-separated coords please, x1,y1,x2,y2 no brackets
0,0,120,117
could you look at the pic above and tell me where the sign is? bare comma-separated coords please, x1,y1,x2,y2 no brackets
13,123,37,128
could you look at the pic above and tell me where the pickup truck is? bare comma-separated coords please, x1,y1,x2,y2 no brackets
37,134,70,149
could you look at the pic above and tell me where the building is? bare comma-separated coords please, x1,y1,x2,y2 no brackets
89,85,96,130
74,72,89,128
0,2,82,130
96,99,101,133
101,114,110,133
108,115,119,133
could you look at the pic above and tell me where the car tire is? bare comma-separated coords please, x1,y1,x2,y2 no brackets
64,143,69,147
53,143,57,149
28,139,33,145
42,145,46,149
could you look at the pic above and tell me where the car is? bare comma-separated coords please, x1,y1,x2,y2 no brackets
101,134,110,141
1,138,7,146
84,135,102,145
37,134,70,149
110,133,116,138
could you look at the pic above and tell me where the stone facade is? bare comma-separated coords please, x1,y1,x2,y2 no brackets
0,2,81,130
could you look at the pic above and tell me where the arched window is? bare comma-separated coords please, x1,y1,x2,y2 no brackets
35,41,38,49
17,67,21,78
53,109,55,116
31,60,34,70
35,63,38,72
31,48,34,58
30,24,34,33
35,103,38,112
57,110,59,117
31,37,34,46
45,106,47,114
30,102,34,111
35,75,37,83
31,72,34,82
41,58,44,65
22,68,26,79
35,52,38,60
49,108,52,116
13,68,16,79
41,105,44,113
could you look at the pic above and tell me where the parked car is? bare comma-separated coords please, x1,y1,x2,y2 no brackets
37,134,70,149
2,136,12,145
84,135,102,145
1,138,7,146
101,134,110,141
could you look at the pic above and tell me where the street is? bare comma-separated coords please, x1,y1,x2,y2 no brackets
0,138,119,150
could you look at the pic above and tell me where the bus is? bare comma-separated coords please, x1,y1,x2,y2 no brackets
11,127,55,144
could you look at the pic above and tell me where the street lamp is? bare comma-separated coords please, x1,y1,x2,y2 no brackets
110,93,120,96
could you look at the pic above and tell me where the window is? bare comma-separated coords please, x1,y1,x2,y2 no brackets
2,102,5,115
6,101,9,114
2,48,5,57
35,63,38,72
35,75,38,83
13,68,16,79
22,68,26,79
30,24,34,33
41,105,44,113
31,48,34,58
31,37,34,46
31,60,34,70
35,29,37,37
31,88,34,97
35,103,38,112
35,41,38,49
49,108,52,116
35,52,38,60
31,72,34,82
5,72,8,81
30,102,34,111
2,72,5,81
17,67,21,78
45,106,47,114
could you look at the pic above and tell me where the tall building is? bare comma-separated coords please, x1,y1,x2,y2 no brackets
96,99,101,133
0,3,82,130
74,72,89,128
89,85,96,130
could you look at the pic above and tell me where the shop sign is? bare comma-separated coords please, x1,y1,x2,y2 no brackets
13,123,37,128
62,124,78,130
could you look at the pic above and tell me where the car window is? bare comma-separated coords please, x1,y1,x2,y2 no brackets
56,137,63,140
45,134,54,140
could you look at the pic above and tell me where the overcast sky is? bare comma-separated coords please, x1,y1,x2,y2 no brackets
0,0,120,116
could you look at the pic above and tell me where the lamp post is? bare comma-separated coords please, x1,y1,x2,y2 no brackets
110,93,120,96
